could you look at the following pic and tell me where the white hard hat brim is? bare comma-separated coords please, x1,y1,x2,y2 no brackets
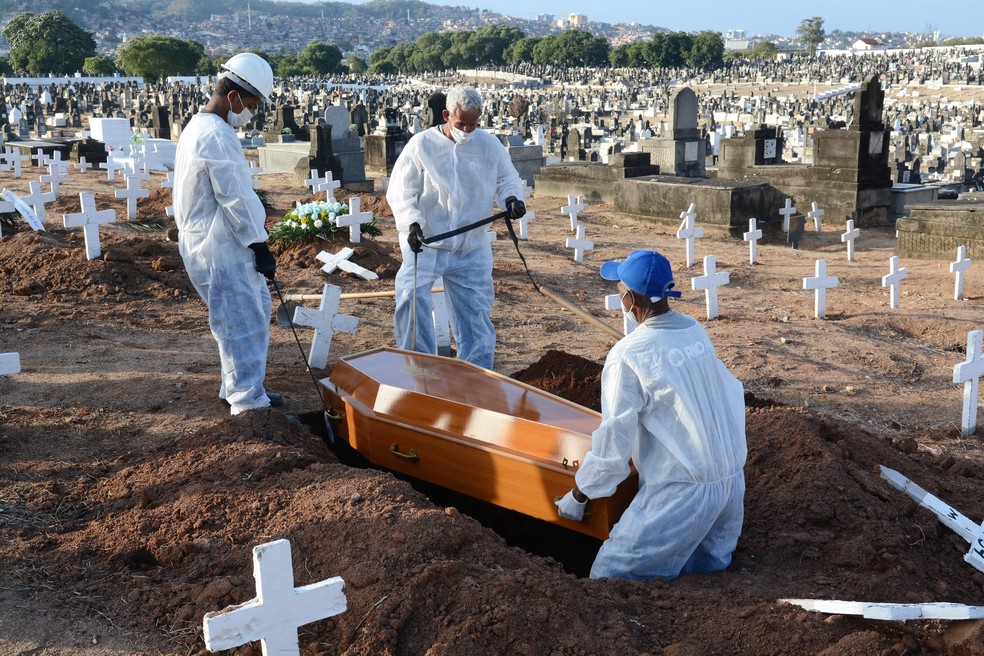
219,69,268,102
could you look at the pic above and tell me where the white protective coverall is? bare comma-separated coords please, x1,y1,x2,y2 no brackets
575,311,747,580
173,112,273,414
386,126,523,370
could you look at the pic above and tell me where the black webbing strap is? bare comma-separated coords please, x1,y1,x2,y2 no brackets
421,210,509,244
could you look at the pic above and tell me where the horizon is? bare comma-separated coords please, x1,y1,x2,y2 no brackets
279,0,984,38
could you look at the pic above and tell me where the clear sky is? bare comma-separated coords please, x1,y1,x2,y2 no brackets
318,0,983,38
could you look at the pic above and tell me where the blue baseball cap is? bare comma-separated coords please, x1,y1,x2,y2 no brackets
600,250,682,301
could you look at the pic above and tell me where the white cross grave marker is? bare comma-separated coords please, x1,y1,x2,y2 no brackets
565,224,594,263
882,256,907,309
0,353,20,375
880,465,984,573
3,148,28,178
318,171,341,202
99,157,123,181
291,284,360,369
807,201,824,232
335,197,373,244
316,248,378,281
63,192,117,261
561,194,587,232
605,294,639,335
305,168,324,194
950,245,972,301
202,539,346,656
115,173,150,220
780,598,984,621
743,218,762,264
803,259,839,319
840,219,860,261
779,198,796,233
486,229,497,244
521,180,533,201
249,160,263,189
75,156,92,174
20,180,56,225
691,254,729,320
161,172,175,216
32,149,49,168
953,330,984,436
0,195,13,238
41,160,70,195
676,203,703,268
1,189,43,231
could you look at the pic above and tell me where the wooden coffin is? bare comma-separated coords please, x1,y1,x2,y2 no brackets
320,347,637,540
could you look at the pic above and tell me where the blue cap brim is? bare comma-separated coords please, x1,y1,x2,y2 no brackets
599,260,622,281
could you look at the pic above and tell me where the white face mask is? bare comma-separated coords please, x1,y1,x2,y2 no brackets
449,125,474,144
227,93,253,128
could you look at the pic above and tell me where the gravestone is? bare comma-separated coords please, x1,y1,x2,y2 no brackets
148,105,171,140
365,108,410,179
425,92,446,129
637,88,706,177
325,104,366,185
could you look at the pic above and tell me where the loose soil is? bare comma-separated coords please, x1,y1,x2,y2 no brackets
2,164,984,656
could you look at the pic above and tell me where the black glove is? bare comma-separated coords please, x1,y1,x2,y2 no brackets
505,196,526,220
248,242,277,281
408,222,425,254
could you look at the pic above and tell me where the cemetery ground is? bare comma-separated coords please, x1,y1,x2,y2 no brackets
1,166,984,656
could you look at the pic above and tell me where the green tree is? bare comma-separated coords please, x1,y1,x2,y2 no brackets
504,37,541,65
533,30,609,67
2,11,96,75
750,41,778,59
686,31,724,70
0,57,12,76
296,41,343,75
346,55,368,74
82,54,116,76
117,35,204,82
796,17,825,56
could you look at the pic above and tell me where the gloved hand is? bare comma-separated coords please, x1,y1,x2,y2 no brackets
555,490,587,522
505,196,526,220
408,222,425,254
248,242,277,281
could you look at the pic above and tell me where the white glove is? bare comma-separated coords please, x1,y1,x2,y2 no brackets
555,490,587,521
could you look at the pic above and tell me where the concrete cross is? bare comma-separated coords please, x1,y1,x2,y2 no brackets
486,229,497,243
676,203,703,268
778,198,797,233
63,192,117,260
0,352,20,375
0,189,42,231
21,180,57,225
840,219,860,261
521,180,533,201
953,330,984,436
605,294,639,335
516,208,535,240
565,224,594,263
807,201,824,232
32,149,49,168
561,194,587,232
335,197,373,243
291,284,359,369
3,148,28,178
803,259,839,319
41,160,70,195
161,172,174,189
743,218,762,264
950,245,972,301
882,255,907,309
318,171,341,202
316,248,378,281
249,160,263,189
431,276,453,357
74,156,93,173
115,173,150,220
691,254,729,320
203,539,346,656
99,157,123,181
305,168,324,194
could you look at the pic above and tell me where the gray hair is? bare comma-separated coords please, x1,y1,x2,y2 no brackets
446,86,483,115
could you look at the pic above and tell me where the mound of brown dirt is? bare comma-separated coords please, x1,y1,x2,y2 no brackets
510,349,603,411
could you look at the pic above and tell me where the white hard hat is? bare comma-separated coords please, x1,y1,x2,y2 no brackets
219,53,273,102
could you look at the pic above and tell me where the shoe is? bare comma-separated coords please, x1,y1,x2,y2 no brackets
220,393,284,408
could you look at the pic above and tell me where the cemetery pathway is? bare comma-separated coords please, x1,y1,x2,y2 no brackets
1,170,983,654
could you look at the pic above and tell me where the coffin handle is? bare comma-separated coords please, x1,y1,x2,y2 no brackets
390,443,420,462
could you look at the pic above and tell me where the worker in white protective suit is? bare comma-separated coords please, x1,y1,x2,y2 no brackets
556,250,747,580
173,53,284,415
386,86,526,370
